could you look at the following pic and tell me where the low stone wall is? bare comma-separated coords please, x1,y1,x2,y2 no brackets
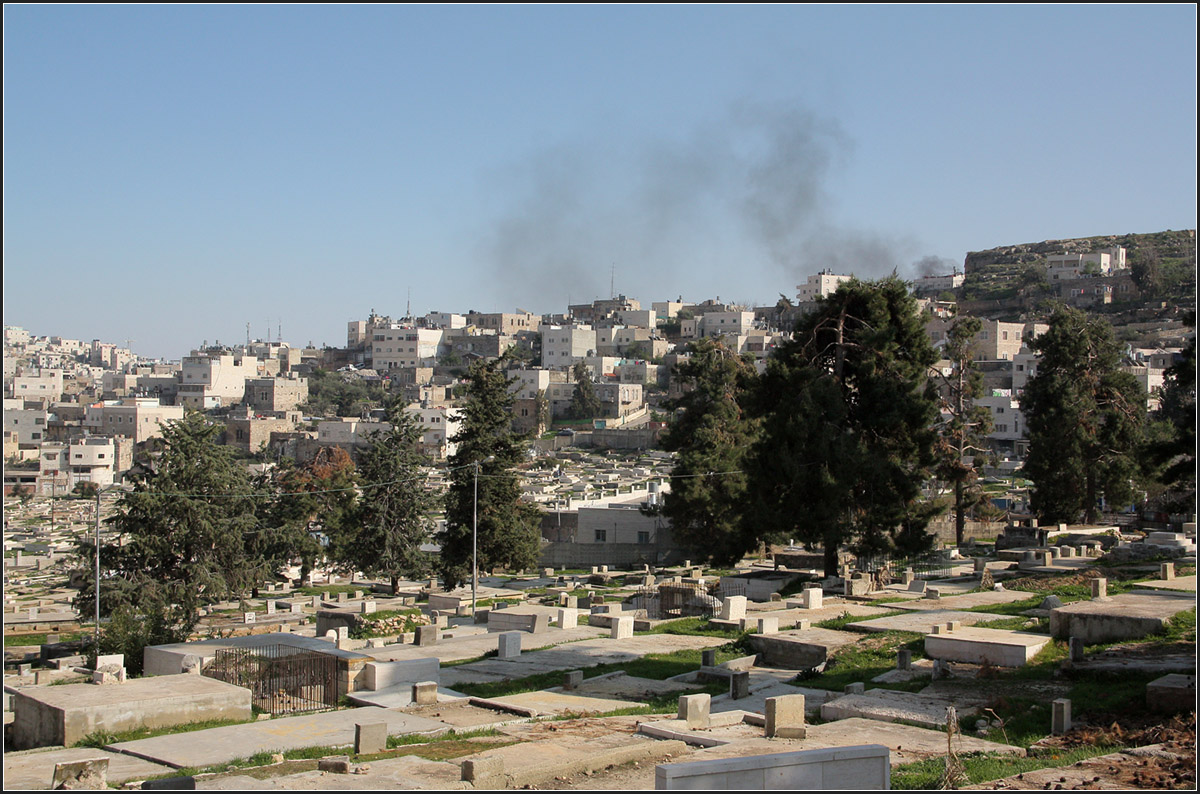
656,744,890,789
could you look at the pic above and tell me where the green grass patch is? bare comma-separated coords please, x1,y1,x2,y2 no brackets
972,615,1049,633
636,617,746,640
452,645,745,701
891,746,1123,789
814,610,908,631
3,632,86,647
75,717,254,748
1158,607,1196,643
794,631,926,693
292,584,368,597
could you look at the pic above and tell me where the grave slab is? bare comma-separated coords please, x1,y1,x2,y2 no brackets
109,708,448,768
924,627,1051,667
3,747,174,789
1136,575,1197,593
1049,591,1196,644
850,610,1000,634
478,690,645,717
744,628,860,670
820,689,980,729
890,589,1032,612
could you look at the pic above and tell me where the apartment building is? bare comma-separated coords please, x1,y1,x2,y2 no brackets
38,437,117,490
178,353,260,408
245,376,309,413
796,270,853,303
370,325,445,370
1046,246,1126,281
10,370,63,403
405,405,462,460
84,398,184,444
540,324,597,368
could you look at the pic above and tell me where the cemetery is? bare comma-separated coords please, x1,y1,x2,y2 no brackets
3,501,1195,790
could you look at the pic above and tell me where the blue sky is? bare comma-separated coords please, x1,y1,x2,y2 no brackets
4,5,1196,359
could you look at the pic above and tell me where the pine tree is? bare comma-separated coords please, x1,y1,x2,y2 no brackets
334,402,436,594
76,411,269,638
933,316,994,545
1148,311,1196,513
440,359,542,589
659,337,760,565
746,277,941,575
1019,305,1146,524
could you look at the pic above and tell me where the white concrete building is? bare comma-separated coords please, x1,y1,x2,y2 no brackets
797,271,853,303
540,324,597,369
370,326,445,370
404,405,463,460
84,398,184,445
1046,246,1126,281
179,354,260,409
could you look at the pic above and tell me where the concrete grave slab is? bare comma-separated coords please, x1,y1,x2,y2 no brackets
1136,575,1197,593
109,707,448,768
744,628,865,669
890,589,1033,612
850,609,1001,634
555,671,702,701
194,754,468,790
820,689,980,729
1049,591,1196,644
924,626,1051,667
3,747,174,789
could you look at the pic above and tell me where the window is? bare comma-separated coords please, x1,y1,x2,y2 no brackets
637,531,650,544
594,530,607,542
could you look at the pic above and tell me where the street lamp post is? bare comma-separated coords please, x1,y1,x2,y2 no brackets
472,455,496,617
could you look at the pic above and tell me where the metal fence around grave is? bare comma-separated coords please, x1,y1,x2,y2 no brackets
204,643,338,715
856,554,956,582
633,580,746,620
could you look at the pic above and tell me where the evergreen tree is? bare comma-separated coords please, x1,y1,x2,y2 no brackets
659,337,760,565
265,446,358,585
75,411,269,639
933,316,994,545
569,362,602,420
746,277,941,575
440,359,542,589
334,402,435,594
1145,311,1194,513
1019,305,1146,524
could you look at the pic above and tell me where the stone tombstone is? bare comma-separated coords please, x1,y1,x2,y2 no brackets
678,693,711,730
51,758,109,790
932,659,949,680
325,630,339,644
770,592,782,602
611,616,634,639
719,596,747,621
461,757,504,783
1069,636,1084,663
1048,546,1060,559
906,579,926,594
322,591,331,601
730,670,751,699
18,663,31,677
1161,562,1175,581
973,557,987,573
317,756,351,774
902,568,915,585
312,595,322,609
897,649,912,671
337,626,349,640
243,611,256,624
577,596,593,609
543,568,554,578
433,614,449,628
337,592,348,603
1061,546,1076,558
361,601,377,614
701,649,717,668
265,600,276,615
801,586,823,610
46,633,60,644
557,608,578,630
182,654,203,675
764,694,807,739
412,681,438,706
564,670,583,690
927,587,941,600
591,566,599,575
354,590,363,600
96,653,124,669
1052,698,1072,735
415,625,439,646
844,682,865,695
1091,578,1108,600
756,617,779,635
291,601,304,614
794,619,811,631
497,631,521,659
355,722,388,755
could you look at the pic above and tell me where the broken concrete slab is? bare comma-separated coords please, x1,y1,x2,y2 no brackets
820,689,980,729
656,744,889,789
4,748,174,789
1146,673,1195,714
744,628,860,670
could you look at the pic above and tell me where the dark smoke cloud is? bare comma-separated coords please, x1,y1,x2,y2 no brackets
477,101,934,311
912,254,959,279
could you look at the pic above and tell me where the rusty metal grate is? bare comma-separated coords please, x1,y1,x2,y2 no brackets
204,643,338,715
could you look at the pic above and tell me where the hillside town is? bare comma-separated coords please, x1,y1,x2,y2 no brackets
3,233,1196,790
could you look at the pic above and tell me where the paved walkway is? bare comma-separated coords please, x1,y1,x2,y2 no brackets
109,708,449,769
